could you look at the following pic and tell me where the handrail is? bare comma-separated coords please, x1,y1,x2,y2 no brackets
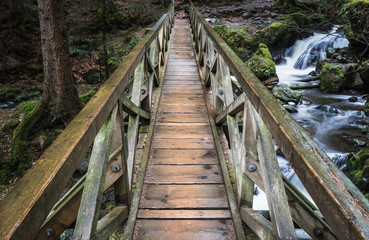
189,2,369,239
0,4,174,240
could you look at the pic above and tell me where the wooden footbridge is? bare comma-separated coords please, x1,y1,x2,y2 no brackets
1,2,369,240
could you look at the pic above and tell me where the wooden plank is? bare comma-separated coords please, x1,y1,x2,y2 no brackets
93,206,128,240
157,113,209,123
255,112,296,239
73,105,118,240
240,206,277,240
158,104,206,113
162,88,203,94
151,149,218,165
134,220,235,240
154,125,212,139
216,93,245,124
139,185,228,208
137,209,232,219
145,165,222,184
121,96,150,120
152,138,214,149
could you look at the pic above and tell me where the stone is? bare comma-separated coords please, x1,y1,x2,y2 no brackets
320,64,345,93
242,12,250,19
349,96,358,102
77,159,89,174
283,104,298,113
59,229,74,240
316,105,339,114
205,18,221,25
353,139,367,148
246,43,278,81
272,83,302,103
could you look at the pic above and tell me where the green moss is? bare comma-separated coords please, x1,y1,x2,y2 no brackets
343,145,369,186
279,13,311,27
0,86,26,103
320,64,345,93
246,43,277,81
213,25,256,61
364,101,369,116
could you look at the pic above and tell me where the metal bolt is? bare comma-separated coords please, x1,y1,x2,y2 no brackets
314,227,323,236
141,89,146,95
125,88,130,93
45,228,55,237
234,89,239,94
218,89,224,95
247,163,257,172
111,163,121,173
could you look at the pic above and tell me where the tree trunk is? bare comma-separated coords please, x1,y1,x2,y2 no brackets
37,0,82,127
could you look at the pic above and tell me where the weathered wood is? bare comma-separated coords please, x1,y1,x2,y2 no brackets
254,111,296,239
137,209,232,219
121,96,150,120
157,113,209,123
145,165,223,184
93,205,128,240
154,125,213,139
150,149,218,165
140,185,229,209
152,138,215,149
134,220,235,240
189,3,369,238
216,93,245,124
240,206,277,240
73,105,118,240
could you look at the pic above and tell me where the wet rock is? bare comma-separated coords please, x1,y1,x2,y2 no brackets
59,229,74,240
253,17,261,21
246,43,277,81
308,71,318,76
272,83,302,104
346,72,364,90
205,18,221,25
320,64,345,93
349,96,358,102
316,105,339,114
326,47,335,58
364,101,369,116
344,144,369,191
283,104,298,113
242,12,250,19
353,139,366,148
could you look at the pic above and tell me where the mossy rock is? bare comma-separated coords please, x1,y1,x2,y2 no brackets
320,64,345,93
246,43,277,81
213,25,257,61
0,86,27,103
272,83,302,103
364,101,369,116
254,20,299,50
343,144,369,191
277,13,311,27
342,0,369,50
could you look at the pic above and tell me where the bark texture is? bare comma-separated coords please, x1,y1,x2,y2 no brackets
37,0,81,127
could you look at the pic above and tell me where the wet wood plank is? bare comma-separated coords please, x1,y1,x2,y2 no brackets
151,149,218,165
137,209,231,219
139,185,228,208
145,165,222,184
157,113,209,123
154,125,212,139
159,105,206,113
152,138,215,149
134,220,235,240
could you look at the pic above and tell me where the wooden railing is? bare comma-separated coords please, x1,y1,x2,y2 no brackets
0,4,174,240
189,2,369,239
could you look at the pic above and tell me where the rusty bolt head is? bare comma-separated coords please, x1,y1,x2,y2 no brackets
314,227,323,236
141,89,146,95
218,89,224,95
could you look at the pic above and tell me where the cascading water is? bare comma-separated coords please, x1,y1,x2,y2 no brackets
253,27,367,232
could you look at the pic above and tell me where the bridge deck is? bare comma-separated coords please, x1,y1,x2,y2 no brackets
132,18,236,239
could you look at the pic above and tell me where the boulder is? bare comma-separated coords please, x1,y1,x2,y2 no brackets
320,64,345,93
343,0,369,51
246,43,278,81
343,144,369,191
272,83,302,103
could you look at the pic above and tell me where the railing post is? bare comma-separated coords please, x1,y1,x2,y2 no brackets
73,105,118,240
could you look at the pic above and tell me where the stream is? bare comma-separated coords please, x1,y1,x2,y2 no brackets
253,26,368,238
